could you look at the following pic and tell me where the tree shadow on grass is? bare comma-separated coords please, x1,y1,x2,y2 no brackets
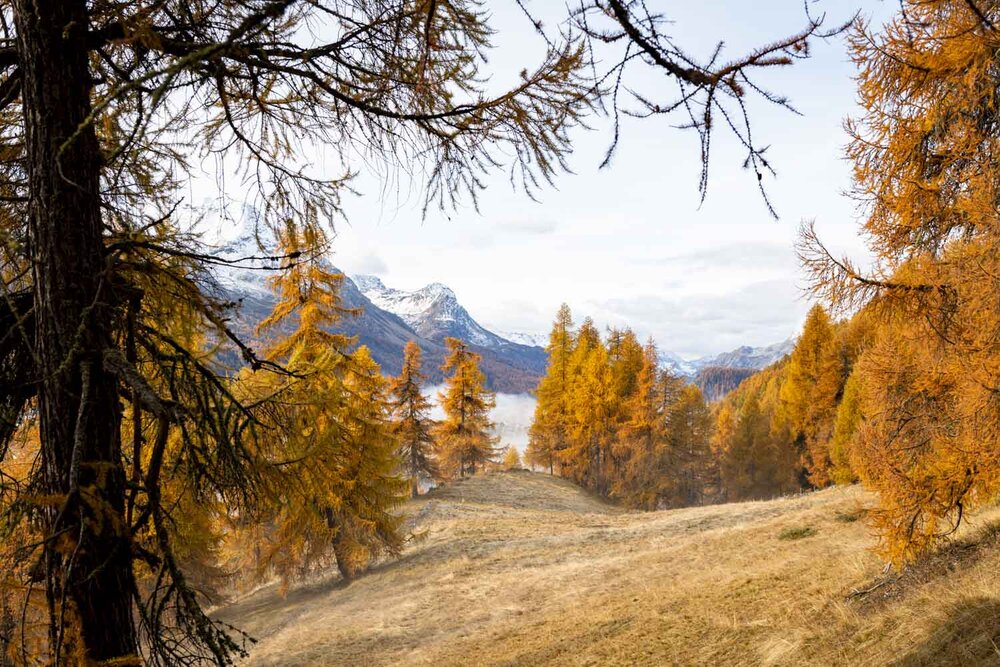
891,597,1000,667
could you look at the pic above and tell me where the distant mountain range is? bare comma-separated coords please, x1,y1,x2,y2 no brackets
212,226,546,392
212,218,793,395
656,340,793,379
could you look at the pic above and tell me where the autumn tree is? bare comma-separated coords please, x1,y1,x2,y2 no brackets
799,0,1000,563
562,321,616,492
527,304,575,474
0,0,856,658
778,304,844,486
612,339,665,508
240,225,406,583
714,365,799,502
389,341,438,498
435,338,499,478
0,2,593,661
502,446,522,471
330,346,408,580
663,385,713,507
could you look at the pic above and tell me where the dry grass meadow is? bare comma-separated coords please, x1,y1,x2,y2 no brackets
216,471,1000,666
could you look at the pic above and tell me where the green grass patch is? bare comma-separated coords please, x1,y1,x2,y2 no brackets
834,508,867,523
778,526,817,541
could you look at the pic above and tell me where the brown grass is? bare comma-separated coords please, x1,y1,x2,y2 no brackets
215,471,1000,666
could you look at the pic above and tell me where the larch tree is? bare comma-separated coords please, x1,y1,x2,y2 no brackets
799,0,1000,563
435,338,499,478
242,225,406,584
778,304,843,486
502,446,522,471
613,338,669,509
562,323,615,492
0,2,593,662
329,346,408,580
0,0,857,659
389,341,438,498
663,385,713,508
526,304,575,474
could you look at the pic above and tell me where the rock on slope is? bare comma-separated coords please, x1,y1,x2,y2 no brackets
215,472,1000,666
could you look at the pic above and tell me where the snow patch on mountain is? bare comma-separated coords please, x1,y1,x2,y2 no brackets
494,330,548,348
354,274,528,350
692,338,795,371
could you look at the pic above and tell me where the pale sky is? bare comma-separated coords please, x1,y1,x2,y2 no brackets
207,1,897,360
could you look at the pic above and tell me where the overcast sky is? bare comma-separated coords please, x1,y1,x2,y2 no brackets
208,1,897,360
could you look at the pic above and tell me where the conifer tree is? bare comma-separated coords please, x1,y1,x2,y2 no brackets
243,226,407,583
562,326,615,492
778,304,843,486
330,346,408,580
527,304,575,474
389,341,438,498
435,338,499,478
798,0,1000,562
664,385,713,507
0,3,593,660
605,328,645,483
502,446,522,471
828,370,862,485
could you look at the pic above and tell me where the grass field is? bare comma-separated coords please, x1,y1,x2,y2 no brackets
216,471,1000,666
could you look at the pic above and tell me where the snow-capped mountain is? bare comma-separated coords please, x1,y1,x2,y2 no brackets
660,350,698,377
691,339,796,372
493,330,549,348
206,215,548,392
657,340,793,379
354,275,538,352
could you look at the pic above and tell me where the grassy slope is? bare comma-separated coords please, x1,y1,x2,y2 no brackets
217,472,1000,666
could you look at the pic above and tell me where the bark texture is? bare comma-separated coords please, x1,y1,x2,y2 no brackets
14,0,137,660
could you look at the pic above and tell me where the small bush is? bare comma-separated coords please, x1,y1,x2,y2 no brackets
834,509,867,523
778,526,816,541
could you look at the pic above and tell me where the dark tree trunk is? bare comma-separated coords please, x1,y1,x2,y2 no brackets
14,0,137,661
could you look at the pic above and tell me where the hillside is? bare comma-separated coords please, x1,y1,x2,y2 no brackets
216,473,1000,666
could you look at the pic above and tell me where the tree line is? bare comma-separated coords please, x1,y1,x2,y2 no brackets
525,305,714,510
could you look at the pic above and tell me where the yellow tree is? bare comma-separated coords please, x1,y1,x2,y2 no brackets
562,323,615,492
389,341,438,498
605,327,645,483
331,346,408,580
778,304,843,486
435,338,499,478
0,2,592,660
502,446,522,471
613,339,664,508
715,366,799,501
663,385,713,507
527,304,575,474
242,225,406,583
799,0,1000,563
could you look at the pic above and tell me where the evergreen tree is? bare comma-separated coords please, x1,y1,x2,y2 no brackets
389,341,438,498
435,338,499,478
